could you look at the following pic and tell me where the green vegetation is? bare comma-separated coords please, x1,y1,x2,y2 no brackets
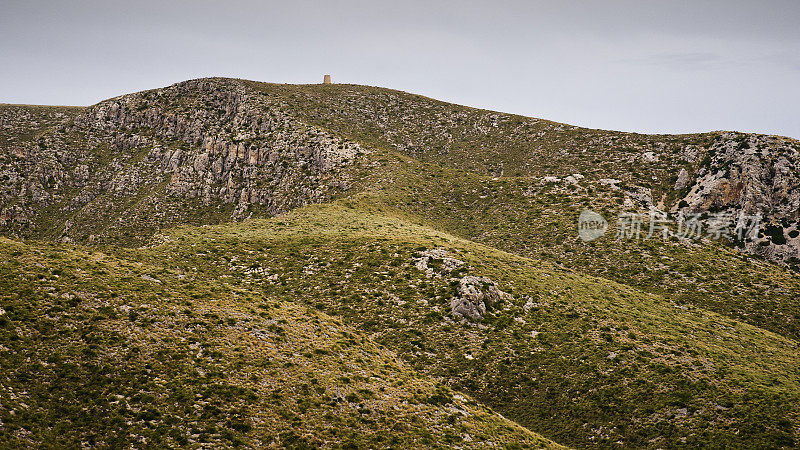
0,236,558,448
125,203,799,448
2,79,800,448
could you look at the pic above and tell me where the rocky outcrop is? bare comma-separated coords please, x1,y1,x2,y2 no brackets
79,79,365,216
450,276,512,321
413,248,465,277
674,168,690,191
0,79,368,244
411,249,511,321
673,132,800,268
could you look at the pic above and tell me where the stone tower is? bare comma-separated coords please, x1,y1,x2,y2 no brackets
323,74,332,84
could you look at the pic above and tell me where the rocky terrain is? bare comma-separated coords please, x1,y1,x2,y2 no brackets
1,79,367,245
674,132,800,264
2,78,798,266
2,78,800,448
250,81,800,268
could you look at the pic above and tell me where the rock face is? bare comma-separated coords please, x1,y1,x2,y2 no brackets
450,276,512,321
673,132,800,267
2,78,799,269
0,78,368,244
674,168,690,190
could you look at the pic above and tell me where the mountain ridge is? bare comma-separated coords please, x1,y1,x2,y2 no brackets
4,77,797,266
2,77,800,448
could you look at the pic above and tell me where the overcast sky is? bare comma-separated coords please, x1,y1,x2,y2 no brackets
2,0,799,138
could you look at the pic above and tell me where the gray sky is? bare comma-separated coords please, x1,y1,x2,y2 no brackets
2,0,799,138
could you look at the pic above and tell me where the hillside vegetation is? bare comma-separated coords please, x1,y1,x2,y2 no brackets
0,234,559,448
2,78,800,448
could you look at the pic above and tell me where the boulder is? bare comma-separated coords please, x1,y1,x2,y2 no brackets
450,275,512,321
674,168,690,190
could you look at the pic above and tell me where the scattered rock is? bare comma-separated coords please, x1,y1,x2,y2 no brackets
641,151,659,163
413,248,464,277
450,275,512,321
140,274,161,284
564,173,585,184
599,178,622,190
522,297,540,313
624,186,654,209
674,168,690,190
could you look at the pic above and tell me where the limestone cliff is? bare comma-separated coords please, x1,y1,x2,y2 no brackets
0,79,367,244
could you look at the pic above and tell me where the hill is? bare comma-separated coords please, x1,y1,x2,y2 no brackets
0,235,559,448
2,78,800,448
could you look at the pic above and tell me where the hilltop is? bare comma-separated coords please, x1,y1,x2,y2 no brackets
1,78,799,448
2,79,799,264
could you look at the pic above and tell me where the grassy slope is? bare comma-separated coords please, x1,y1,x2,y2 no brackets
122,203,800,448
5,85,799,345
237,81,800,342
243,81,722,199
3,82,800,448
336,149,800,342
0,236,559,448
